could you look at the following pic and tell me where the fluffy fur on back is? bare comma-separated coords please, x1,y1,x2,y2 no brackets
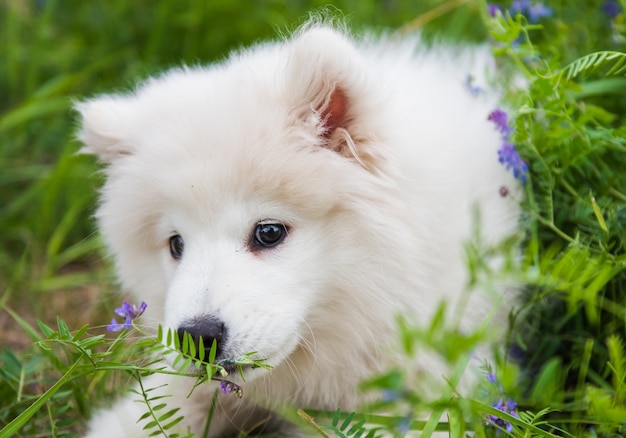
78,19,520,437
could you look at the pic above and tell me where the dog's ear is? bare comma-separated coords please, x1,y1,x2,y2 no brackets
285,25,382,171
75,96,137,164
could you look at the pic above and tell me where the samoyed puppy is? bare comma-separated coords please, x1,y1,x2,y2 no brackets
78,18,521,437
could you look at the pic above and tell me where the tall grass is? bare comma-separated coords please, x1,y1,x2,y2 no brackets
0,0,625,436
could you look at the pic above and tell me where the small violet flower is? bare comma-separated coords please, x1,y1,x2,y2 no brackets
488,109,528,184
488,109,512,137
219,380,243,398
484,373,520,433
603,0,622,19
106,300,147,332
487,397,520,433
509,0,554,23
487,3,501,17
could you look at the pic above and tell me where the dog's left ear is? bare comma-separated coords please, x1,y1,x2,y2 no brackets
285,25,383,172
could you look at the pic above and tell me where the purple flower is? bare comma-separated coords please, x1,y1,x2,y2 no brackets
603,0,622,18
487,3,501,17
487,397,520,432
498,143,529,183
488,109,528,184
106,300,147,332
484,373,520,433
219,380,243,398
510,0,554,23
220,381,231,393
488,109,512,138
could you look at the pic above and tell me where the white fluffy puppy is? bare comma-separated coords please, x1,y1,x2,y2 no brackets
78,19,520,437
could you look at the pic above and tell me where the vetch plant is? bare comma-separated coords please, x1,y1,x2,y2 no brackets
484,373,520,434
1,2,625,437
106,300,147,332
488,108,529,183
509,0,554,23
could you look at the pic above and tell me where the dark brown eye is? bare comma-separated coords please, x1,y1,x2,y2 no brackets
253,223,287,248
169,234,184,260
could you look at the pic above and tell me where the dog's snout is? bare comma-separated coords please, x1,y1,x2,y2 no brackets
177,316,227,361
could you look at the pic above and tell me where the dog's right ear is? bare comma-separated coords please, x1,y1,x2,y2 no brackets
284,24,388,174
75,96,136,164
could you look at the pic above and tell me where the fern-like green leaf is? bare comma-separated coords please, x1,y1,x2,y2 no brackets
209,338,218,364
72,323,90,340
158,407,181,423
187,333,196,360
151,403,167,412
56,316,71,340
197,335,205,362
37,320,56,338
340,412,355,431
173,328,180,351
563,51,626,80
163,415,185,430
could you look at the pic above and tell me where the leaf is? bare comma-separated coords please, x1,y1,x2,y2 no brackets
138,411,152,422
172,353,183,370
37,320,56,338
158,408,181,423
173,328,180,350
143,420,158,430
181,331,189,355
188,333,196,360
590,191,608,233
340,412,355,431
198,335,205,362
347,419,366,435
530,358,563,404
157,324,163,343
563,51,626,80
72,323,90,340
56,316,71,340
163,415,185,430
209,338,218,364
78,334,106,350
332,408,342,427
606,335,626,404
448,408,464,438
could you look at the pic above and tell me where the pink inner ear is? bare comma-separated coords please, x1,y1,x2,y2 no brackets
321,87,348,137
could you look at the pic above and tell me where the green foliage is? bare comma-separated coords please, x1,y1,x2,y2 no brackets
131,377,186,438
0,312,269,438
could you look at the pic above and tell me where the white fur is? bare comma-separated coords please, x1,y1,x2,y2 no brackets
78,21,520,437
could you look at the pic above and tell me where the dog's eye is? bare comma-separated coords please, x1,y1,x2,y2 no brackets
169,234,184,260
253,223,288,249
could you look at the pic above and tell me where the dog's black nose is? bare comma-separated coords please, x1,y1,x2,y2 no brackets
177,316,227,361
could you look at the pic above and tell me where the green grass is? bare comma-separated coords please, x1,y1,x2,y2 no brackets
1,0,625,437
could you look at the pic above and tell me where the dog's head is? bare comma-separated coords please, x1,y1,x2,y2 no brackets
77,25,416,378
